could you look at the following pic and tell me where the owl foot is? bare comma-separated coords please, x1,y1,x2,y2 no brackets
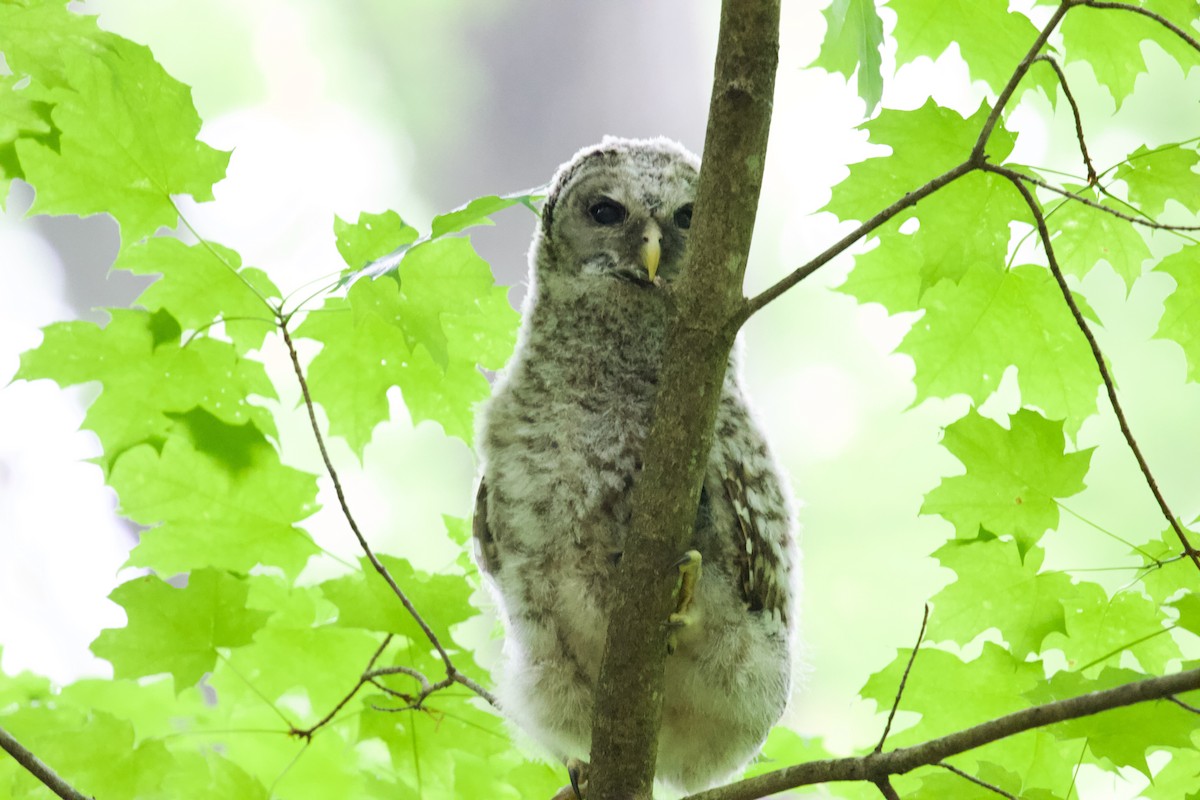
667,549,702,654
550,757,588,799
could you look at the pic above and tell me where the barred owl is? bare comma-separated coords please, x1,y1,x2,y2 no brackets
474,136,799,795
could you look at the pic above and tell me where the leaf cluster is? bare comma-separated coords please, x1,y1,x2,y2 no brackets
1,0,1199,798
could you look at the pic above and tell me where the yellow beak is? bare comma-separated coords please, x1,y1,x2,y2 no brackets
641,220,662,281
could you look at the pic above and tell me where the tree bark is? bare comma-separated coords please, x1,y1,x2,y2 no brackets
584,2,781,798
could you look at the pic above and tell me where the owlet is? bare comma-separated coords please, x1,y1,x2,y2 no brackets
474,136,799,794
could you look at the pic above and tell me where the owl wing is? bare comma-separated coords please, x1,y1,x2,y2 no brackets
472,479,501,576
722,459,790,624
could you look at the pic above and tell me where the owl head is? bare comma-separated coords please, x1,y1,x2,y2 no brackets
536,136,700,290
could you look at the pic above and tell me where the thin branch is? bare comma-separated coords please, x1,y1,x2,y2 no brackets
745,160,977,316
293,635,393,740
935,762,1018,800
1032,54,1097,185
683,666,1200,800
985,163,1200,231
277,318,499,706
453,672,499,707
0,725,93,800
1167,696,1200,715
876,604,930,753
1097,184,1200,247
1077,0,1200,54
971,0,1072,163
999,174,1200,574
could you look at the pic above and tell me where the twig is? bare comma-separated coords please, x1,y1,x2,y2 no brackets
277,318,499,705
682,666,1200,799
292,635,393,740
985,163,1200,231
1032,54,1097,185
744,160,977,316
971,0,1072,163
1077,0,1200,54
876,605,930,753
935,762,1019,800
0,725,94,800
1167,696,1200,715
1000,175,1200,573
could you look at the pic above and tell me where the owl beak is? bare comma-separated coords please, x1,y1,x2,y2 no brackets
641,220,662,281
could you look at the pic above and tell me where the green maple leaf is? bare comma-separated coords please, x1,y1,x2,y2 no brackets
114,423,321,579
359,695,552,799
1135,528,1200,604
922,409,1093,553
861,643,1041,744
1156,245,1200,382
1048,189,1152,290
899,265,1101,431
928,534,1078,655
296,237,517,453
1169,592,1200,637
914,761,1023,800
1056,0,1199,107
0,73,54,207
0,0,113,91
60,677,199,745
838,171,1025,311
0,707,174,798
1139,747,1200,800
321,555,479,672
212,625,383,720
163,754,270,800
815,0,885,114
335,210,420,270
1030,667,1197,774
890,0,1041,94
1044,583,1180,674
1115,143,1200,218
827,100,1016,223
430,192,541,238
115,237,279,353
15,39,229,244
92,569,270,690
16,308,277,469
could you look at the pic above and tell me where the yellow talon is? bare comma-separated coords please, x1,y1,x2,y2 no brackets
667,550,702,654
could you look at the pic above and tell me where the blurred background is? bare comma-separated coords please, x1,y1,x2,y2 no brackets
2,1,1198,795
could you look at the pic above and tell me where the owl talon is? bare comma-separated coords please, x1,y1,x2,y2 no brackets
560,757,586,799
666,550,702,653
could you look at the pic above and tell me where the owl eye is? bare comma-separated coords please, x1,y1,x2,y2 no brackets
588,200,627,225
674,203,693,230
